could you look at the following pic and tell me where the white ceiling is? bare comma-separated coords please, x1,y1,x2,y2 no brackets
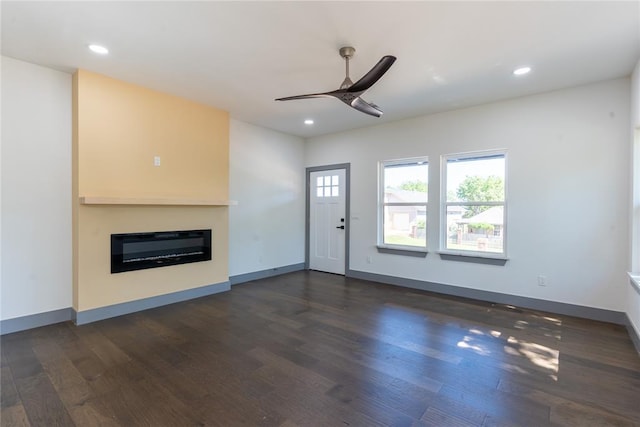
2,1,639,138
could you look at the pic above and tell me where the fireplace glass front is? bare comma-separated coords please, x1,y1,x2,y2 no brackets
111,229,212,273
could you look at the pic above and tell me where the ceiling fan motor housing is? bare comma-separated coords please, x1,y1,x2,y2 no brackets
339,46,356,59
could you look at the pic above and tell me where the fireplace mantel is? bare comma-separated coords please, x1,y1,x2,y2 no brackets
79,196,237,206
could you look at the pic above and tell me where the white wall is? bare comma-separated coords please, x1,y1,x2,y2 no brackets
628,59,640,339
307,79,630,312
631,61,640,273
229,119,305,276
1,56,72,320
632,59,640,129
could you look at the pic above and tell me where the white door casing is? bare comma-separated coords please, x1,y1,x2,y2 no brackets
309,168,346,275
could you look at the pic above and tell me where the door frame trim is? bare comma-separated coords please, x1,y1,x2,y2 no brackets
305,163,351,274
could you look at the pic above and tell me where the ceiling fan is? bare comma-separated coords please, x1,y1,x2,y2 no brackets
275,46,396,118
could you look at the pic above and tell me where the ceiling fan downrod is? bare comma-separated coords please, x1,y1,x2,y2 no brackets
339,46,355,89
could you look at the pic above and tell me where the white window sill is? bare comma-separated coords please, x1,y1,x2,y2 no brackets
376,245,428,257
627,272,640,294
437,251,508,266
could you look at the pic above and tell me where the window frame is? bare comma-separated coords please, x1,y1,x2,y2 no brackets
378,156,429,253
440,149,508,259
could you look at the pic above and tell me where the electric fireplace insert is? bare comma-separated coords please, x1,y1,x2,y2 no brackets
111,229,212,273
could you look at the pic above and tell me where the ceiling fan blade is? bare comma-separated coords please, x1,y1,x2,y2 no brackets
275,92,330,101
350,97,383,117
347,55,396,94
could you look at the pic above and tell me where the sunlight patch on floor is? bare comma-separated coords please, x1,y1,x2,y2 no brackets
513,315,562,340
457,335,491,356
506,336,559,381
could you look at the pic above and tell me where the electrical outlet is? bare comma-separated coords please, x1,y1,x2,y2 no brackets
537,275,547,287
154,156,161,166
366,256,372,264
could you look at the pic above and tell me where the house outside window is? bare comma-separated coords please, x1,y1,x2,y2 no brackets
379,158,428,250
442,151,506,256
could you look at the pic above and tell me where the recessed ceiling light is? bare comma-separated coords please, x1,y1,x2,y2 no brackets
304,119,314,125
513,66,531,76
88,44,109,55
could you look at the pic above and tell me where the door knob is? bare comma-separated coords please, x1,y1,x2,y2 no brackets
336,225,345,229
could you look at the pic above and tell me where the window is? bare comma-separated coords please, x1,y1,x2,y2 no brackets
316,175,339,198
442,151,506,256
379,158,428,250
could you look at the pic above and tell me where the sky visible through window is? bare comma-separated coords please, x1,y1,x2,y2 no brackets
385,163,427,189
447,156,505,200
384,157,504,194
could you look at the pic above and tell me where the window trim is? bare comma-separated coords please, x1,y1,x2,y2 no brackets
378,156,429,252
440,149,508,259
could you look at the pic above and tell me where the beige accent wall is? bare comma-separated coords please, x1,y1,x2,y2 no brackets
75,70,228,199
73,70,229,312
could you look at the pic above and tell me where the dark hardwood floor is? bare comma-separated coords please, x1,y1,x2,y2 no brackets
2,271,639,426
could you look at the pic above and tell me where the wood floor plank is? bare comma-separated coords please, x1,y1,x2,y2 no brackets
2,332,76,426
120,315,285,425
1,365,20,410
55,329,111,386
0,404,32,427
296,333,444,394
30,335,121,426
70,324,132,367
271,325,438,421
248,346,335,391
438,380,551,425
549,400,638,427
302,311,463,364
12,372,75,426
2,271,639,426
420,407,481,427
258,380,388,427
497,378,638,427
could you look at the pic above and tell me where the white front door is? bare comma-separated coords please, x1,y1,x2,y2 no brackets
309,169,346,275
